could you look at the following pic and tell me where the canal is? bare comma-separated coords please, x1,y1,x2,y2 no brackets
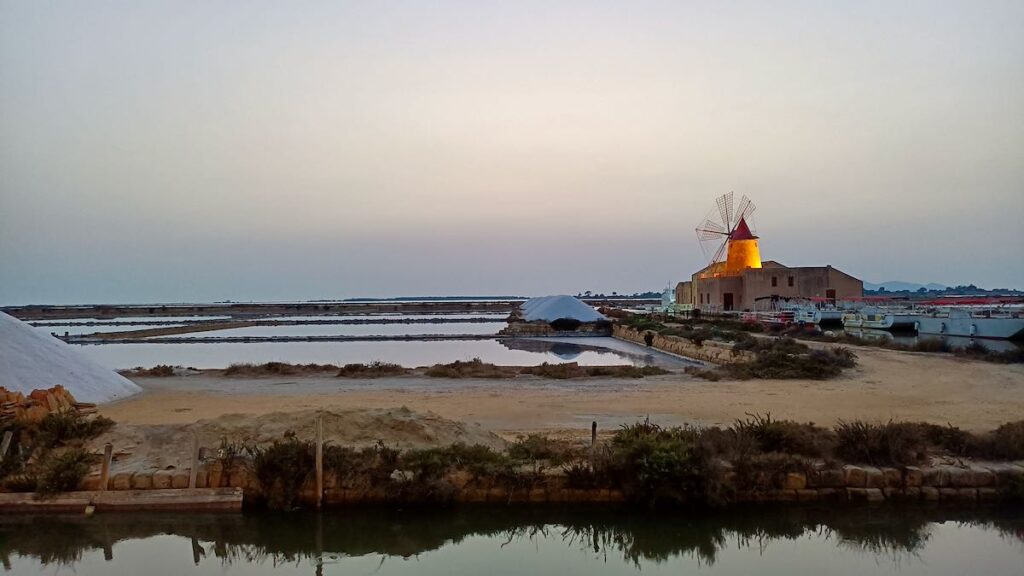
2,505,1022,575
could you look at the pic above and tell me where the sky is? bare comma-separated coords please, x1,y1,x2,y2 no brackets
1,1,1022,305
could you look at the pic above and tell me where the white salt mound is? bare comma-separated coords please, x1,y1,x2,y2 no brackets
520,295,607,322
0,312,141,404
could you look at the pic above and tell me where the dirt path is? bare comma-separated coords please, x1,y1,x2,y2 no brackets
100,346,1024,441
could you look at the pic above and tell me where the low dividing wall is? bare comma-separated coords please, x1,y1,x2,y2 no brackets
614,325,755,364
71,460,1024,507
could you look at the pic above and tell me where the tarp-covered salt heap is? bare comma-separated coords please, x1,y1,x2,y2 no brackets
501,295,610,336
0,312,141,405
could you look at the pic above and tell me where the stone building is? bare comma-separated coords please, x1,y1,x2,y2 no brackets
677,216,862,312
676,261,862,312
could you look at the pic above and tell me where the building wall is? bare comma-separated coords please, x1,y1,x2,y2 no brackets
675,281,692,307
690,265,862,311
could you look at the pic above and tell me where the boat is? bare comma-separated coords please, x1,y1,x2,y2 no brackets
842,308,918,331
914,308,1024,340
740,310,795,326
794,307,844,325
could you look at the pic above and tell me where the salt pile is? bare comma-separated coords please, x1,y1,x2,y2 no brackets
519,295,607,322
0,312,141,404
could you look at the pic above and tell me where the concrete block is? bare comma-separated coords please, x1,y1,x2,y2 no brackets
847,488,884,503
772,490,798,502
881,468,902,488
796,489,819,502
817,488,842,501
130,473,153,490
923,467,949,487
978,488,1000,501
969,466,994,487
883,488,904,500
904,466,923,487
864,467,885,489
817,469,845,488
920,487,940,501
843,465,867,487
81,474,102,491
151,471,173,489
783,472,807,491
171,472,190,489
949,467,975,488
956,488,978,501
938,488,958,500
904,487,921,500
111,473,133,491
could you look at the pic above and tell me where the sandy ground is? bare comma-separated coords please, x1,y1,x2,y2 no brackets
90,407,505,473
97,344,1024,444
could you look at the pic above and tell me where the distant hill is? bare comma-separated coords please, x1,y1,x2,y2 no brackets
863,282,1022,297
864,281,947,292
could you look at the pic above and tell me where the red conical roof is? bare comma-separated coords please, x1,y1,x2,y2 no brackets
730,217,756,240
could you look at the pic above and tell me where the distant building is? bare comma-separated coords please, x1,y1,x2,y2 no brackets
677,261,862,312
679,215,862,312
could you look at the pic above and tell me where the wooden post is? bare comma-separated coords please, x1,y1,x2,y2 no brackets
315,416,324,509
99,443,113,491
0,431,12,463
189,435,200,489
591,421,597,447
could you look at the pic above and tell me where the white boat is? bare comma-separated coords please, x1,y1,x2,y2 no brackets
741,310,795,326
842,308,918,331
914,308,1024,340
795,308,844,325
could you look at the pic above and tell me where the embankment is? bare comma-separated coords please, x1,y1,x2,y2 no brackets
614,325,754,364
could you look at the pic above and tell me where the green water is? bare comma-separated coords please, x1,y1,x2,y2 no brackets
2,506,1022,575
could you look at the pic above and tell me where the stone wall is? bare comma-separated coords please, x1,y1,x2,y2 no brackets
723,462,1024,504
76,459,1024,507
614,325,755,364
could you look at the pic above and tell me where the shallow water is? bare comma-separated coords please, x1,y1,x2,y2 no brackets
2,506,1021,575
149,322,508,338
73,337,682,369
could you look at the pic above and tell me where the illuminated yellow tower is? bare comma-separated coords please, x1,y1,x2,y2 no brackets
723,217,762,274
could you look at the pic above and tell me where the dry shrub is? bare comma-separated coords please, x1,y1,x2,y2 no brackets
608,419,712,506
725,341,857,380
730,413,833,458
336,361,409,378
36,411,115,449
519,363,667,379
971,421,1024,460
424,358,514,378
834,421,927,466
730,453,815,492
223,362,339,376
121,364,176,377
35,449,96,496
253,432,315,510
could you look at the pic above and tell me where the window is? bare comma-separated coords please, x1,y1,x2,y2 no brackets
771,276,777,287
788,276,794,287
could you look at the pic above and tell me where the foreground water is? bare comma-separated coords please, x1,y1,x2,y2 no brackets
2,506,1021,575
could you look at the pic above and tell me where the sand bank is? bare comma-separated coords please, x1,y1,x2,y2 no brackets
100,345,1024,440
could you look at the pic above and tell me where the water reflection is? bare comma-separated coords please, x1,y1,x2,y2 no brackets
500,338,680,366
73,338,662,369
2,506,1021,573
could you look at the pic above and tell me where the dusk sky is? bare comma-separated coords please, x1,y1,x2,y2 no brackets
2,1,1022,305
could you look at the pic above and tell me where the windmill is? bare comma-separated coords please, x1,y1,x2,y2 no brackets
695,192,762,275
